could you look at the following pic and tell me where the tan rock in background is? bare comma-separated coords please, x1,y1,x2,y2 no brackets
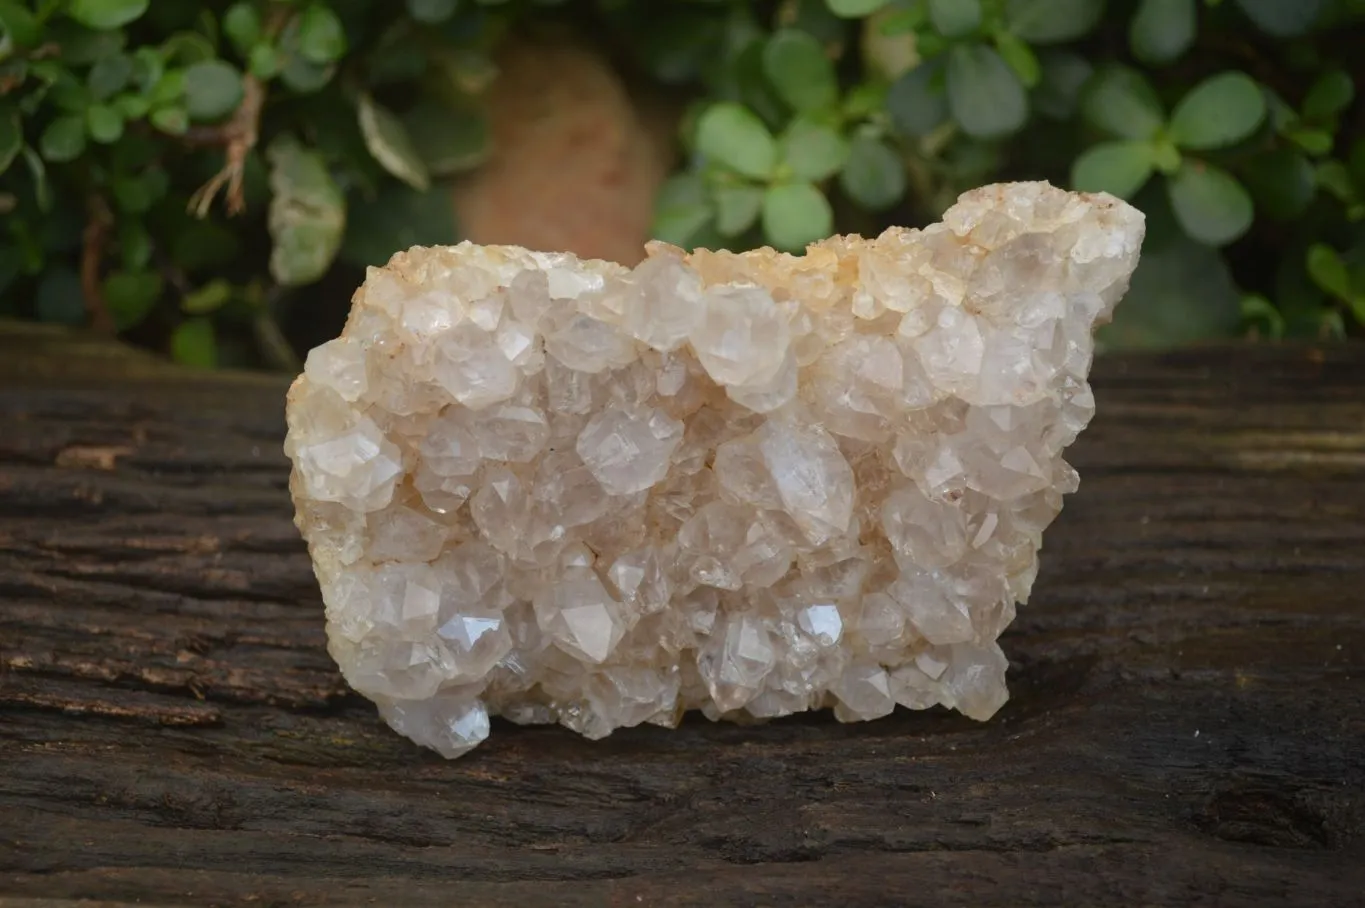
451,37,678,267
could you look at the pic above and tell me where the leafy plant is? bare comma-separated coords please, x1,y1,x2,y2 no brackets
2,0,1364,366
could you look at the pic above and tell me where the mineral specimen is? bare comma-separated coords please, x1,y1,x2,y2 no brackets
284,181,1144,759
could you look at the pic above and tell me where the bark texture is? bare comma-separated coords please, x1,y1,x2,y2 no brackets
2,323,1363,907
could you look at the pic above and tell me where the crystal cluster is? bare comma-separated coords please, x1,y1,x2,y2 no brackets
284,182,1144,759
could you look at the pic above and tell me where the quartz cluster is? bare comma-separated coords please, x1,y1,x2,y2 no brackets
284,181,1144,758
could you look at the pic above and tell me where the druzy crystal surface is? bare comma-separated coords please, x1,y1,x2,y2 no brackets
284,182,1144,758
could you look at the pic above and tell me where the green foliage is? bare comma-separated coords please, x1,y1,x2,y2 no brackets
3,0,1364,365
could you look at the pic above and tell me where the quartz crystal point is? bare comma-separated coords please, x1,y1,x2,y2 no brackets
284,182,1145,759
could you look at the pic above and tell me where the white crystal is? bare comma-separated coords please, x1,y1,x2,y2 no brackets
284,183,1144,758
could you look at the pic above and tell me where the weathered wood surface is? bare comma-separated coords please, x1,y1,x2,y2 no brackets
2,323,1364,907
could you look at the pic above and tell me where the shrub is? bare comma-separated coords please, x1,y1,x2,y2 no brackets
1,0,1362,367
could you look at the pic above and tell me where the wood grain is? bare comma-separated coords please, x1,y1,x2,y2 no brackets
2,326,1363,907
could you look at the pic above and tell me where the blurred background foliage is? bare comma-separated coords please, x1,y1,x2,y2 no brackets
1,0,1363,369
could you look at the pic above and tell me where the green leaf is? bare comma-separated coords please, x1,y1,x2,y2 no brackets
779,116,849,181
1306,243,1352,301
762,181,833,252
170,318,218,369
839,135,906,211
946,44,1027,140
1285,127,1333,156
111,168,169,213
1071,140,1155,199
118,219,152,271
695,102,777,180
183,60,245,122
150,106,189,135
405,102,491,176
714,184,764,236
22,146,50,210
0,0,41,46
149,70,185,106
1168,72,1265,150
993,30,1040,88
182,278,234,314
825,0,889,17
114,93,150,120
280,55,334,94
762,29,839,114
1081,65,1165,140
249,44,284,80
67,0,148,31
1240,294,1285,338
0,106,20,175
357,93,431,191
341,183,461,268
295,4,347,65
1303,70,1353,121
40,116,87,162
929,0,981,38
223,3,262,57
267,135,346,286
1241,148,1315,220
651,173,714,248
887,62,948,137
1006,0,1105,44
88,53,134,100
1033,51,1092,120
1234,0,1323,37
1167,162,1254,246
1129,0,1195,64
407,0,460,23
86,103,124,143
103,269,163,330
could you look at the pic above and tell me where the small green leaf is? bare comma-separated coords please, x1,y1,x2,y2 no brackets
946,44,1028,140
103,269,163,330
22,146,50,210
0,0,41,46
762,29,839,114
887,63,948,138
114,93,150,120
171,318,218,369
1234,0,1324,37
249,44,284,80
825,0,889,17
86,103,124,143
40,116,87,162
762,181,833,252
1129,0,1196,65
929,0,981,38
182,278,234,314
1081,65,1165,140
67,0,148,31
839,135,906,211
1242,148,1315,220
1306,243,1352,301
0,106,20,175
267,135,346,286
714,184,764,237
1151,137,1181,173
1071,140,1155,199
1240,294,1285,338
118,219,152,271
1303,70,1353,121
295,4,347,64
1006,0,1105,44
407,0,460,23
993,30,1040,88
695,102,778,180
223,3,262,57
1285,127,1333,156
651,173,714,248
1167,161,1254,246
779,116,849,181
357,93,431,191
149,70,185,107
1168,72,1265,150
150,106,189,135
405,102,491,176
88,53,135,100
183,60,245,122
280,55,334,94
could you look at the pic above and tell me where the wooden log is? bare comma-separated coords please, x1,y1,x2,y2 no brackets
2,321,1363,906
